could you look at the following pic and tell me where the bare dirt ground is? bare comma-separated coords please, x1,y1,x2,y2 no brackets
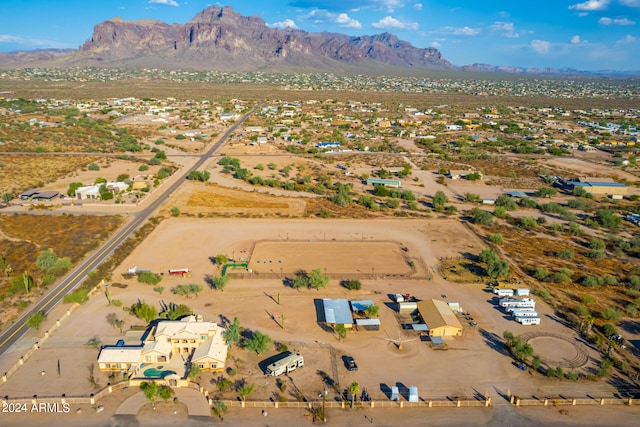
165,182,307,217
543,156,638,181
0,215,631,426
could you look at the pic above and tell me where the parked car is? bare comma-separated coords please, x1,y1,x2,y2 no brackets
344,356,358,371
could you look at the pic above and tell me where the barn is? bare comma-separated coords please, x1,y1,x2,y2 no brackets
416,299,463,337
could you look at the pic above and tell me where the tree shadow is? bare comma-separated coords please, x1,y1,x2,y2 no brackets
479,328,509,356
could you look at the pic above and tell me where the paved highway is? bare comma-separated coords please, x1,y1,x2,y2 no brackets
0,103,261,357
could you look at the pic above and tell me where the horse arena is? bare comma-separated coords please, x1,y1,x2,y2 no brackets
247,240,412,276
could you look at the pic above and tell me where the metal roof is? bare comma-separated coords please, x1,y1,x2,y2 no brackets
354,318,381,326
322,299,353,325
350,300,374,312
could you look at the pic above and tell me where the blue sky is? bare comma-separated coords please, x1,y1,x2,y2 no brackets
1,0,639,71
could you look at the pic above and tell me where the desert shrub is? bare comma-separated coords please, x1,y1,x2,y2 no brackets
63,288,88,304
519,217,538,230
489,233,504,244
138,272,162,285
601,307,623,321
556,249,574,260
342,280,362,290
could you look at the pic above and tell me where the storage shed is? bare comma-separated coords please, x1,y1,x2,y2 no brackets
416,299,463,337
354,318,381,331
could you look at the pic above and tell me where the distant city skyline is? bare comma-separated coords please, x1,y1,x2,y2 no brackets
0,0,638,71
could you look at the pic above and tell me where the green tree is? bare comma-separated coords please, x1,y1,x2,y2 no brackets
520,217,538,230
292,274,310,289
342,280,362,290
245,331,272,354
365,304,380,318
170,206,180,216
163,303,193,320
67,182,83,197
140,382,160,406
223,317,242,347
536,187,557,198
137,272,162,285
495,195,518,210
348,382,360,407
237,383,256,401
158,385,175,402
465,192,481,203
309,268,329,290
36,250,58,271
489,233,504,244
27,311,47,330
590,238,606,251
493,206,507,219
471,209,493,225
487,259,510,279
432,191,447,208
130,301,158,323
215,254,229,265
188,364,201,379
211,274,230,291
595,209,621,229
335,324,347,340
213,400,228,416
479,249,498,264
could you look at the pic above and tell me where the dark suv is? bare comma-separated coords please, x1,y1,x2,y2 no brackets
344,356,358,371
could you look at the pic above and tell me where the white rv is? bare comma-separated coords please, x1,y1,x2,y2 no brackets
516,317,541,325
506,306,536,313
514,288,530,296
499,298,535,308
265,352,304,377
493,288,514,297
511,310,538,317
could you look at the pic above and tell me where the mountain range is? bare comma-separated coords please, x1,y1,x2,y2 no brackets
0,6,637,78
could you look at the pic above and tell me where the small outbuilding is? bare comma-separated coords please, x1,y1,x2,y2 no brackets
416,299,463,337
321,299,354,328
366,178,401,188
354,318,381,331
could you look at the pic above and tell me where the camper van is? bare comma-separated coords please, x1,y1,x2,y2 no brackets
516,316,541,325
493,288,514,297
514,288,530,296
265,352,304,377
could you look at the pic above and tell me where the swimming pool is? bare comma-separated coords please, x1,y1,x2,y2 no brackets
143,367,177,378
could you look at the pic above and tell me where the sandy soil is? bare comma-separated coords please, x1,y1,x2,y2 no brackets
0,217,623,427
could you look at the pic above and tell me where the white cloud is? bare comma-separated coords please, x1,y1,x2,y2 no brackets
430,41,440,48
336,13,362,28
305,9,361,29
372,16,419,30
0,34,70,49
490,21,519,38
375,0,404,13
616,34,638,44
441,26,480,36
619,0,640,6
568,0,610,11
531,39,551,54
148,0,178,7
414,3,423,11
598,17,635,25
268,19,298,29
571,35,582,44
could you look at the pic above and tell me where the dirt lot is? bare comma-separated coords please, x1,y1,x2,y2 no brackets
0,216,619,417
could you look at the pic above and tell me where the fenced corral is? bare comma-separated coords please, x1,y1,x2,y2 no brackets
229,238,432,280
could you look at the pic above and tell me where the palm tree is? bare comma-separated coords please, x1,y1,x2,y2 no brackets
348,381,360,408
